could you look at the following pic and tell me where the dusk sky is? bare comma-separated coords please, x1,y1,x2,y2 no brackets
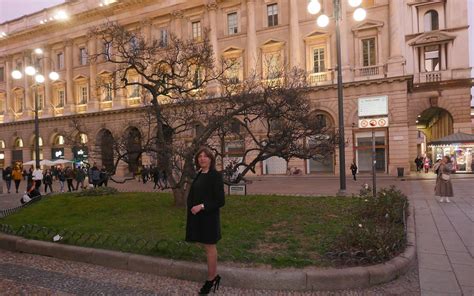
0,0,65,23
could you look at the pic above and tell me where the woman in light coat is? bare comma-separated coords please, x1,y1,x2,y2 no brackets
435,156,454,203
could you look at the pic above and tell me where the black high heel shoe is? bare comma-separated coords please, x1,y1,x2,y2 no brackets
198,275,221,295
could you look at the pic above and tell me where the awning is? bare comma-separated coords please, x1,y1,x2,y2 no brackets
428,132,474,146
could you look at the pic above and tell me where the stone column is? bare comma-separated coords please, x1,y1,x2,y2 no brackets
43,47,53,117
206,1,220,97
4,57,12,121
289,0,301,68
246,0,258,75
172,10,184,39
338,1,351,80
88,34,99,111
23,52,32,120
65,39,74,114
440,44,446,71
387,0,406,76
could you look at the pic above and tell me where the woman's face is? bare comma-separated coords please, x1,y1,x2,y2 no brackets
198,152,211,170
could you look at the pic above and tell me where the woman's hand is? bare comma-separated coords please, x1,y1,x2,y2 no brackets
191,204,204,215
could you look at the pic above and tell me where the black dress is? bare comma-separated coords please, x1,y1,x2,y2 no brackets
185,169,225,244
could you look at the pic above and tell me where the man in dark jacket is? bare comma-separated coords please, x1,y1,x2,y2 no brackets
3,166,12,194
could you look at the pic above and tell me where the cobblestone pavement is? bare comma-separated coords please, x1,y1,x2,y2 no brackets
0,249,420,295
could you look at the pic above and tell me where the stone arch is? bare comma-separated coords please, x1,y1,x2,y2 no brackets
415,107,453,143
124,126,142,174
96,128,115,171
307,109,336,174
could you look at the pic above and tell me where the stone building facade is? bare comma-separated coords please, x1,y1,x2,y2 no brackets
0,0,472,176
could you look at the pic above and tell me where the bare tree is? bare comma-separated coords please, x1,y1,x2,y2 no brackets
85,22,336,207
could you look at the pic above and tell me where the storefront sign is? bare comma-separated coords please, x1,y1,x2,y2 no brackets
358,96,388,117
358,117,389,128
51,148,65,160
72,146,89,161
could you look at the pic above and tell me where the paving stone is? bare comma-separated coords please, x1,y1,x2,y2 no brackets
417,253,452,271
451,264,474,287
438,231,470,252
419,268,462,294
446,251,474,266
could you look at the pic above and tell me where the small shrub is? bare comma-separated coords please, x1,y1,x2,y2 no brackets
75,187,118,197
327,186,408,266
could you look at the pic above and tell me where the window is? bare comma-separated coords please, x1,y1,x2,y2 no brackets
16,60,22,71
192,21,202,40
315,114,327,128
79,48,87,65
267,4,278,27
79,133,88,144
0,93,4,114
424,45,440,72
264,52,282,79
424,10,439,31
57,53,64,70
159,29,168,47
130,36,139,53
0,140,5,149
15,138,23,148
15,91,23,113
57,89,65,107
362,38,376,66
102,82,113,101
193,67,203,88
79,85,88,104
227,12,238,35
0,66,4,82
227,59,241,83
312,47,326,73
104,42,112,60
54,135,65,146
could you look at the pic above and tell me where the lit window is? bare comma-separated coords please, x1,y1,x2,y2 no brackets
227,59,241,84
227,13,238,35
193,68,203,88
15,138,23,148
362,38,376,66
55,135,65,145
267,4,278,27
79,133,88,144
192,21,202,40
0,140,5,149
103,82,113,101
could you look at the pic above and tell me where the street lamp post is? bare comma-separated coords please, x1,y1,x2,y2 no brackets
308,0,366,195
12,51,59,168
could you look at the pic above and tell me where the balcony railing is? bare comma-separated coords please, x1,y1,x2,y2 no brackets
422,71,442,83
308,71,332,85
354,65,385,77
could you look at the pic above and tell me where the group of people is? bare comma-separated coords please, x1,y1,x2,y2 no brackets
138,165,168,190
2,163,110,194
414,155,434,173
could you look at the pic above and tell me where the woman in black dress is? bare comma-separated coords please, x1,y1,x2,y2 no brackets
186,147,225,295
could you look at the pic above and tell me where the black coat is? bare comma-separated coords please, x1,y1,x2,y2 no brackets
185,169,225,244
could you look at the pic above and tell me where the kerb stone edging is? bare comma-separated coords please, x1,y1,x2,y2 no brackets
0,206,416,291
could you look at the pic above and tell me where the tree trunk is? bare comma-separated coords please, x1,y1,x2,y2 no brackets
172,187,187,208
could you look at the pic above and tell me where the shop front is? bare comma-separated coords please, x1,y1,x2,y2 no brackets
72,146,89,166
428,132,474,173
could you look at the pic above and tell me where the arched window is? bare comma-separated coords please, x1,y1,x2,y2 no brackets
54,135,65,146
79,133,88,144
0,140,5,149
424,10,439,31
14,137,23,148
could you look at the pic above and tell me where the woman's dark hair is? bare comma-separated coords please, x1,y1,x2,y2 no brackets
194,147,216,170
444,155,452,163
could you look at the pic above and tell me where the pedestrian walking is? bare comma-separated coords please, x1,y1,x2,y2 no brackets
350,161,358,181
32,166,43,191
12,166,23,193
414,156,423,172
100,167,109,187
152,167,161,189
90,164,101,187
25,167,33,191
43,169,53,193
423,156,431,173
57,167,66,192
161,169,168,189
185,147,225,295
141,165,149,184
435,156,454,203
65,167,75,192
75,167,86,190
3,166,12,194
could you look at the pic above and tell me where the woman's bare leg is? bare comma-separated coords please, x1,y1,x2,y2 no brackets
204,244,217,280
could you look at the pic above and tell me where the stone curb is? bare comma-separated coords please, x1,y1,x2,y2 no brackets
0,206,416,291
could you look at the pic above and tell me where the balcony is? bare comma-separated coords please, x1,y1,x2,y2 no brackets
353,65,385,81
308,71,332,86
127,97,142,107
100,100,113,110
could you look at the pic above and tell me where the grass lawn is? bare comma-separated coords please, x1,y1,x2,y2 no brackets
0,193,360,268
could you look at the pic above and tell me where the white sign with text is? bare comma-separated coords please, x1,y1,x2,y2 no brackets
358,95,388,117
